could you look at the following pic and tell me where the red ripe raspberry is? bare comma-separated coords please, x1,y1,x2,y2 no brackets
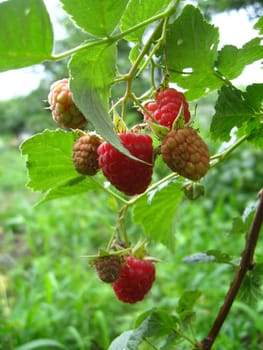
112,256,155,303
143,88,190,128
94,256,122,283
97,132,153,196
73,134,101,175
48,78,88,129
161,128,210,181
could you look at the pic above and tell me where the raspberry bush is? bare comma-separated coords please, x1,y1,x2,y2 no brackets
1,0,263,349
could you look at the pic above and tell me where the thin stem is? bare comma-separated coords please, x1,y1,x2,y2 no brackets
199,189,263,350
172,328,197,347
135,15,169,79
116,205,130,246
210,135,247,165
142,337,159,350
120,18,165,119
93,178,129,205
130,93,159,123
50,1,178,62
127,172,178,206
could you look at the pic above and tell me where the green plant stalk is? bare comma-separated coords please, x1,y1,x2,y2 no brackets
135,15,170,79
173,328,196,346
198,189,263,350
50,0,179,62
121,18,166,119
93,178,129,205
210,135,247,165
130,93,159,123
116,205,130,246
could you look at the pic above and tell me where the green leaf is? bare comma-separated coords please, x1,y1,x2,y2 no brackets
134,309,178,338
254,16,263,35
37,176,100,206
20,129,100,203
237,84,263,147
166,5,220,100
129,44,140,64
109,309,178,350
246,120,263,148
176,290,201,322
216,38,263,80
210,85,254,141
21,129,78,192
0,0,53,72
238,263,263,305
109,330,134,350
244,83,263,111
59,0,128,37
120,0,171,42
15,339,67,350
230,216,248,236
206,250,233,264
133,182,183,246
69,44,141,160
235,301,263,333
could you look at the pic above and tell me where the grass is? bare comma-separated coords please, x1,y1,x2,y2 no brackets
0,135,263,349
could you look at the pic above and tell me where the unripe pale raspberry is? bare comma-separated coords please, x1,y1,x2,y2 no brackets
48,78,88,129
94,256,122,283
161,128,210,181
143,88,191,129
73,134,102,175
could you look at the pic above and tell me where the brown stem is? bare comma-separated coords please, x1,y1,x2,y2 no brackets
198,189,263,350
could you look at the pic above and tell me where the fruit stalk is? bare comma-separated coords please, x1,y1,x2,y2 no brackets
198,188,263,350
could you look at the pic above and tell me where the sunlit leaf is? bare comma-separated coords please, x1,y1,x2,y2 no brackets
59,0,129,37
121,0,171,42
20,130,100,203
108,330,134,350
69,44,139,160
21,130,78,192
166,5,221,100
0,0,53,72
210,85,254,141
133,182,183,246
216,38,263,80
37,176,100,206
254,16,263,35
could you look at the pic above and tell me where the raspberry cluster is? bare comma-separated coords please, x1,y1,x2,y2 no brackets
48,80,210,197
92,254,156,304
47,80,211,304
